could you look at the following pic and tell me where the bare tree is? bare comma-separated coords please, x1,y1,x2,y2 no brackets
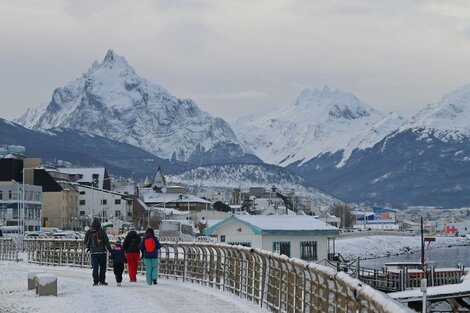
330,204,354,228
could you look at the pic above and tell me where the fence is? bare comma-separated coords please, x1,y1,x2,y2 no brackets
0,237,19,261
22,238,410,313
357,265,465,292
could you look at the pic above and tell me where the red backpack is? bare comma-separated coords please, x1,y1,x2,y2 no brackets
144,238,155,253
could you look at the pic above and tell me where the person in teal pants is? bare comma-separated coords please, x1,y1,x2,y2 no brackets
139,227,161,285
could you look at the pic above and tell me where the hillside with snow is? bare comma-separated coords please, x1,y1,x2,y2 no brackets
288,85,470,208
0,118,180,179
399,84,470,142
16,50,258,165
167,163,341,207
233,86,405,167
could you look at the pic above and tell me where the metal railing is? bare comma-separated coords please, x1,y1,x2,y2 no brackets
22,238,410,313
0,238,19,261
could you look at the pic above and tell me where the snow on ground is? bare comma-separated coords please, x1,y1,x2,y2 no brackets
336,235,470,260
0,260,268,313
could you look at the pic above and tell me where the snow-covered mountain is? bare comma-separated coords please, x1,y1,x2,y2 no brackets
398,84,470,141
16,50,257,164
167,163,341,207
233,86,405,167
288,85,470,208
0,118,181,179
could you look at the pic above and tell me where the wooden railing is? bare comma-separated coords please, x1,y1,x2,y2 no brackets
0,238,19,261
22,238,411,313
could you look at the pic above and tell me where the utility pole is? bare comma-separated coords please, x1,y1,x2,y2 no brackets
421,217,425,270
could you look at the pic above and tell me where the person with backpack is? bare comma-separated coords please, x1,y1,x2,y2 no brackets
139,227,161,285
122,227,141,282
84,218,112,286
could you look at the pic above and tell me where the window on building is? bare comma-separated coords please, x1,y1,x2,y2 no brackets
220,235,225,242
115,210,121,217
79,191,85,195
0,190,2,200
300,241,318,261
8,190,12,199
79,200,85,205
273,241,291,257
227,241,251,247
115,199,121,205
80,211,85,216
101,199,107,205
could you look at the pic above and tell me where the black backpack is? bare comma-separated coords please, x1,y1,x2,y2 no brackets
88,229,102,249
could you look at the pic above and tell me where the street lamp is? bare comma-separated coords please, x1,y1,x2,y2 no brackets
21,167,38,235
162,187,167,221
11,180,20,233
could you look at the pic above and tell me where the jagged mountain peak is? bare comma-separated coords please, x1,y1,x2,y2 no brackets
233,86,404,167
100,49,133,71
291,86,376,121
401,84,470,141
15,50,251,164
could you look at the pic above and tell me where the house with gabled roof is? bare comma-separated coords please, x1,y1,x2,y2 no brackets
204,215,339,262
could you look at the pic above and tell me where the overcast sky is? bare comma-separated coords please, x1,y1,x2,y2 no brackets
2,0,470,123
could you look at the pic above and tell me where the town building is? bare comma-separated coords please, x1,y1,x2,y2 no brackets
58,167,111,190
77,184,133,229
204,215,339,262
0,181,42,232
33,167,80,230
0,156,43,232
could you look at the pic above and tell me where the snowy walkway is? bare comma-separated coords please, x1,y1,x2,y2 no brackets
0,261,268,313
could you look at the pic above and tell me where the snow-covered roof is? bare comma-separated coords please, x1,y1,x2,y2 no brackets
205,215,339,236
142,192,211,204
58,167,107,188
149,207,191,216
79,184,129,198
136,197,149,211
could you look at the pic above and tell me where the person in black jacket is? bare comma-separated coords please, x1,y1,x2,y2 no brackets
84,218,112,286
110,239,126,286
122,227,141,282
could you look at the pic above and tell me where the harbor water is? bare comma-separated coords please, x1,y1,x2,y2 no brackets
359,245,470,269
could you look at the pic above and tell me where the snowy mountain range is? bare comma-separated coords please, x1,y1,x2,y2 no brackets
398,84,470,141
284,85,470,208
16,50,258,165
9,49,470,207
233,86,405,167
167,163,341,207
0,118,181,178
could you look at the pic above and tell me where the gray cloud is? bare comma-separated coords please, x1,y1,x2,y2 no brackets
1,0,470,123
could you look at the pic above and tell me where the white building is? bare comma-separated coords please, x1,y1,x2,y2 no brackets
204,215,339,262
0,181,42,232
77,184,133,229
58,167,111,190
